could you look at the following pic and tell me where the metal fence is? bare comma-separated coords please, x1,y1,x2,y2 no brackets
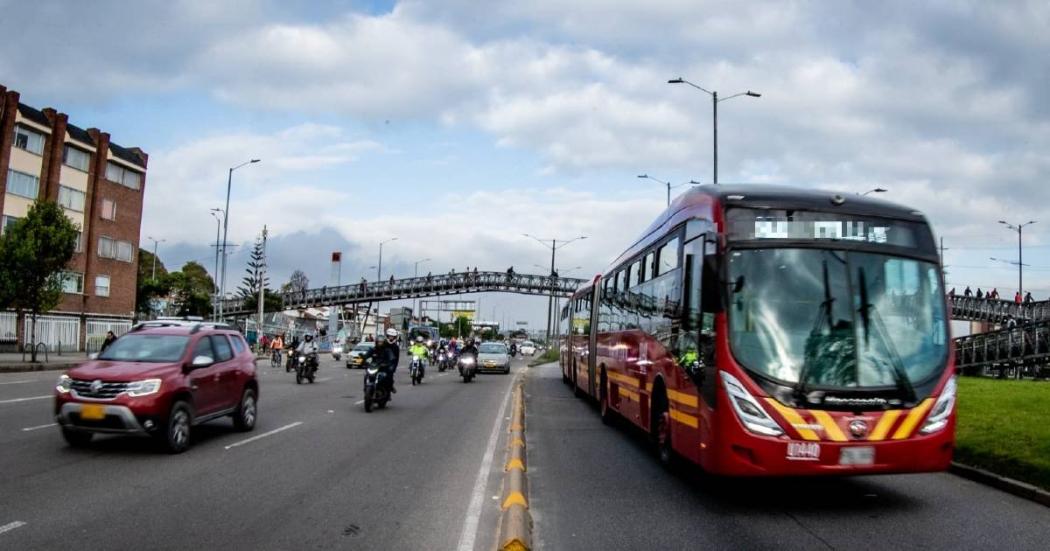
954,319,1050,379
23,315,80,353
0,311,16,344
948,296,1050,323
85,319,133,353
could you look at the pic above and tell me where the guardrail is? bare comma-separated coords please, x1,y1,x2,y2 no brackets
217,271,587,317
948,296,1050,323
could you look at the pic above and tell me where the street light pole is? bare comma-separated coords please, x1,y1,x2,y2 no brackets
637,174,702,206
524,234,587,344
999,220,1037,296
668,78,760,184
377,237,398,282
412,257,431,322
210,209,223,320
862,188,888,196
219,158,260,320
147,236,165,280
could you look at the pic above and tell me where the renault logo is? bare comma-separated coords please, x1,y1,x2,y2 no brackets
848,419,869,438
90,380,103,393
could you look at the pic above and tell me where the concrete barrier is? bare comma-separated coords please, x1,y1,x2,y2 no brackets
497,380,533,551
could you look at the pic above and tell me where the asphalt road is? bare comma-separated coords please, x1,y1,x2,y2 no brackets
0,355,523,550
525,362,1050,551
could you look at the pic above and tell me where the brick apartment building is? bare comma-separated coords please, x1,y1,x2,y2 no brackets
0,83,147,353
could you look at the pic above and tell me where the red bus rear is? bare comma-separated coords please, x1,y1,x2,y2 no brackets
560,184,955,476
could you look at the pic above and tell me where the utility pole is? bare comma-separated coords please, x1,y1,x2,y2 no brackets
147,236,165,280
998,220,1037,296
939,237,950,278
210,209,223,320
257,226,267,347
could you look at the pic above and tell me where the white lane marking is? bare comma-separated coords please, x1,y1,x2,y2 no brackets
0,521,26,535
0,380,35,385
0,395,50,405
456,372,517,551
21,423,57,432
354,400,364,405
316,377,332,382
224,422,303,450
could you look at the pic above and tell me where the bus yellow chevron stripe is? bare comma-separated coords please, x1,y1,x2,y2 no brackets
868,410,902,441
810,410,847,442
892,399,935,440
764,398,819,441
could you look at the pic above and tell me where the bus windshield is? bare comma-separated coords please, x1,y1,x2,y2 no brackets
727,248,947,393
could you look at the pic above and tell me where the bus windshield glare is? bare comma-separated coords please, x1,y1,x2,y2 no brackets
727,248,947,393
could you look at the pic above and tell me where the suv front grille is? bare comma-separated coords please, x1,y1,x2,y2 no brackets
71,379,129,400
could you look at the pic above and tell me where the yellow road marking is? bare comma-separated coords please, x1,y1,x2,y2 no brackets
765,398,819,441
810,410,847,442
868,410,902,441
509,437,525,448
506,458,525,471
892,399,934,440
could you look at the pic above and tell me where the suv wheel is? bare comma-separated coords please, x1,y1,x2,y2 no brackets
233,388,257,432
61,428,93,448
159,401,192,454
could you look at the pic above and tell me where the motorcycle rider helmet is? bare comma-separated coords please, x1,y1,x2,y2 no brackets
385,328,399,342
304,334,313,342
416,336,424,343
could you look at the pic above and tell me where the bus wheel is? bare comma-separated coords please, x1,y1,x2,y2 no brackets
599,369,614,425
651,390,674,467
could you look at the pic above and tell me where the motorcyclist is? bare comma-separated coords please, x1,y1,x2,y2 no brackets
296,334,320,374
409,336,429,364
459,337,479,358
363,328,401,393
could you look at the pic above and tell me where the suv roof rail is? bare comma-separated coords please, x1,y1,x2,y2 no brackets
131,320,237,333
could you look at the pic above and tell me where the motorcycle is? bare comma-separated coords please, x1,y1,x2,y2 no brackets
363,363,391,412
437,351,453,372
296,352,318,384
410,355,426,386
458,354,477,383
285,349,297,373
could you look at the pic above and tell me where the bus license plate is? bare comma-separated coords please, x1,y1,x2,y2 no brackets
839,447,875,466
786,441,820,461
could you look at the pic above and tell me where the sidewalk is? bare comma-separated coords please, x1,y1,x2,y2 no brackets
0,352,86,373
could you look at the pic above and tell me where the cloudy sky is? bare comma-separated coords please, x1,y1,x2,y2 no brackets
3,0,1048,328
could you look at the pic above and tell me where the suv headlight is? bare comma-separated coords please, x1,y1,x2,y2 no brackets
919,376,957,435
126,379,162,397
721,371,784,437
56,374,72,394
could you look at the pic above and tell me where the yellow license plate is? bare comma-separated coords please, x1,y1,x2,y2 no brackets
354,358,363,364
80,404,105,420
486,361,495,366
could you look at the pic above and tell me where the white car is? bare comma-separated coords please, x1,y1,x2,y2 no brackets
519,341,536,356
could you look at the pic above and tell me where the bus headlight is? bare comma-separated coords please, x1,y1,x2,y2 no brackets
721,371,784,437
919,376,956,435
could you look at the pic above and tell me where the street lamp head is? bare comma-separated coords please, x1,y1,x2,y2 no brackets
668,78,684,84
250,159,260,164
689,180,702,185
637,174,648,179
998,220,1008,225
746,91,761,98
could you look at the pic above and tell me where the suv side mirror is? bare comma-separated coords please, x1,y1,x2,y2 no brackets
191,355,214,368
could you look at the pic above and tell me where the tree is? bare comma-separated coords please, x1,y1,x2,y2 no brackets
136,248,171,317
242,289,283,313
0,201,78,361
453,315,472,338
281,269,309,295
238,236,268,299
168,261,214,317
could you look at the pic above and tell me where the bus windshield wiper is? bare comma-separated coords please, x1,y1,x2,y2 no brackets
857,267,916,404
796,260,834,402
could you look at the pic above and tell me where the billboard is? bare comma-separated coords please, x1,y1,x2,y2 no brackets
451,310,476,320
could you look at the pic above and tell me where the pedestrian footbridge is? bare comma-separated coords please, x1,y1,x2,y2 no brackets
948,296,1050,324
218,271,587,317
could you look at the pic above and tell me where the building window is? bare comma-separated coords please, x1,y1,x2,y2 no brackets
116,240,134,262
75,231,83,253
63,145,91,172
98,236,115,259
61,272,84,294
58,185,86,212
5,169,39,199
105,161,142,190
1,215,21,236
95,275,110,297
13,125,46,155
100,199,117,220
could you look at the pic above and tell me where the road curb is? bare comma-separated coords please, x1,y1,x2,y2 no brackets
0,363,77,373
496,379,533,551
950,462,1050,508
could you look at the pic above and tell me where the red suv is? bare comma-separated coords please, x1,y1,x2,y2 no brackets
54,321,258,453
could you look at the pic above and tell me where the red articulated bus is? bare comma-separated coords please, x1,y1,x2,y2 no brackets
559,184,955,475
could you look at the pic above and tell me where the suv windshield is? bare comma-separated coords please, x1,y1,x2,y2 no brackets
727,248,947,391
98,335,190,363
